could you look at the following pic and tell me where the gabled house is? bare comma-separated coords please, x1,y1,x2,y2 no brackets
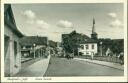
78,39,98,55
106,48,112,56
4,4,23,76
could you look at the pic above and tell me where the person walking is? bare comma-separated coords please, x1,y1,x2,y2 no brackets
118,52,124,65
91,52,94,60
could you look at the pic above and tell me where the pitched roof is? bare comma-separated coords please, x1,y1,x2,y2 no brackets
4,4,23,37
49,40,57,48
79,39,98,44
20,36,48,46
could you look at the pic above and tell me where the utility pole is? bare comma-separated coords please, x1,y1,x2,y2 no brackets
33,43,36,58
100,42,103,56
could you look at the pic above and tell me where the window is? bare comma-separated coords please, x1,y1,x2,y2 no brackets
86,52,89,55
85,45,88,49
14,41,17,61
92,44,94,49
80,45,84,49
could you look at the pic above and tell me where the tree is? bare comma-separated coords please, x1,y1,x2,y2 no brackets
98,38,124,56
110,39,124,56
62,30,90,55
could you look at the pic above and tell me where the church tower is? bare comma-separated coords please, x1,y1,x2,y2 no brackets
91,18,98,40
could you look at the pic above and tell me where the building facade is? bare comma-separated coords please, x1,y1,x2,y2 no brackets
78,41,98,55
4,4,23,76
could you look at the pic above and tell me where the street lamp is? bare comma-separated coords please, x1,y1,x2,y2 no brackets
100,42,102,56
33,43,36,58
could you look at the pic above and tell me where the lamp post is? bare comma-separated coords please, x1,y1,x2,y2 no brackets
100,42,102,56
33,43,36,58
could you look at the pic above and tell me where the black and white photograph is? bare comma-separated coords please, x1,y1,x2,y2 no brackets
1,0,127,82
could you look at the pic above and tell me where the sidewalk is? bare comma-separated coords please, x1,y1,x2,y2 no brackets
74,58,124,70
14,55,51,77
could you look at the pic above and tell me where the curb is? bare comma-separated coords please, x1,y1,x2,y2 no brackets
21,58,33,63
43,55,51,76
74,58,124,71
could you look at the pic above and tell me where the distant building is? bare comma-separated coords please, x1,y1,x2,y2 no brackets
20,36,48,58
56,42,63,56
48,40,57,55
78,39,98,55
4,4,23,76
106,48,112,56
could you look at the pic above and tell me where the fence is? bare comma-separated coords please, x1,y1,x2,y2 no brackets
76,55,122,64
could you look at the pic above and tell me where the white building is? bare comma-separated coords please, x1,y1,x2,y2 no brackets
78,18,98,56
4,4,23,76
78,39,98,55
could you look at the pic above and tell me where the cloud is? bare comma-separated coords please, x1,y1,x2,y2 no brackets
26,20,34,24
57,20,73,28
36,20,50,29
108,12,123,28
110,19,123,28
22,10,50,29
108,13,117,18
22,10,36,24
23,10,36,19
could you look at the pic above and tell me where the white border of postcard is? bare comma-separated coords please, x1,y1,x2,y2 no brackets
1,0,128,82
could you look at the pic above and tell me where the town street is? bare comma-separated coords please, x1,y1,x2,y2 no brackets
44,56,123,76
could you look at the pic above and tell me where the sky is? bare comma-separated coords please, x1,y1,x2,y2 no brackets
11,3,124,42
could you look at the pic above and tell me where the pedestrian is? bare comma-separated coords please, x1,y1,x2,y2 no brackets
118,52,124,65
91,52,94,60
71,53,74,59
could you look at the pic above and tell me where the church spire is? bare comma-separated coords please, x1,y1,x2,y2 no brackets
91,18,98,40
92,18,95,34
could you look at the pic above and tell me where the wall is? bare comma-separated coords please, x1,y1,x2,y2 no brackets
78,43,97,55
4,25,21,76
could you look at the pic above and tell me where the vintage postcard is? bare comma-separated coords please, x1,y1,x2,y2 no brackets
1,0,127,82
